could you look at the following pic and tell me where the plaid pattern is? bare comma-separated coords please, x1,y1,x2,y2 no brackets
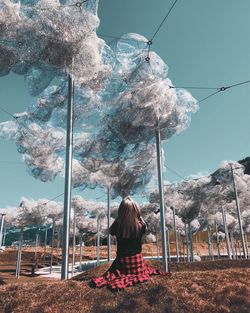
91,253,170,290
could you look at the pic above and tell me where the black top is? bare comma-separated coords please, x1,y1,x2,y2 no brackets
110,220,146,257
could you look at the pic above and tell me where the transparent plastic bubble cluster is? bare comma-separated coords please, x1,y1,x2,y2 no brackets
0,0,198,198
149,158,250,233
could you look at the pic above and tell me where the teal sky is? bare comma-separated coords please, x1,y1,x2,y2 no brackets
1,0,250,207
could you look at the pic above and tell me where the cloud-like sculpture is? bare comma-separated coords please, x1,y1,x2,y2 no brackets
0,0,198,198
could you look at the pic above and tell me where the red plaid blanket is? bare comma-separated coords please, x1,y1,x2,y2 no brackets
91,253,170,290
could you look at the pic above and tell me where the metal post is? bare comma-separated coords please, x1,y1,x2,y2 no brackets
44,223,48,262
80,233,83,266
107,185,111,262
3,226,7,246
215,220,220,259
221,207,231,259
0,214,6,248
207,224,214,260
16,227,23,278
155,129,168,272
166,228,171,262
97,218,100,266
230,231,236,259
244,231,249,258
179,232,183,261
50,217,55,274
35,232,39,262
61,75,74,280
184,223,189,262
188,222,194,262
172,207,179,262
230,164,247,258
71,207,76,277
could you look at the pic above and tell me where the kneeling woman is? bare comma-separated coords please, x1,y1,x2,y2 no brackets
91,196,170,290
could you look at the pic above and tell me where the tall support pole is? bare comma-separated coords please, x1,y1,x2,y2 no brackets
166,228,171,262
61,75,74,280
188,222,194,262
44,223,48,262
172,207,179,262
97,218,101,267
155,130,168,272
3,226,7,246
230,231,236,259
16,227,23,278
179,232,183,261
244,231,249,258
0,214,6,248
184,223,189,262
71,207,76,277
35,232,39,262
207,224,214,260
80,233,83,266
215,220,220,259
222,207,231,259
230,164,247,259
50,217,55,274
107,185,111,262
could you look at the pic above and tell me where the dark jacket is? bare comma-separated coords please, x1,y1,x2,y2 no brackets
110,219,146,257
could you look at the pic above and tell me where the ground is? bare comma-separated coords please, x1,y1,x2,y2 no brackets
0,246,249,313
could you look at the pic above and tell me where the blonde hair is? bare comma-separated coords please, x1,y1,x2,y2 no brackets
117,196,142,238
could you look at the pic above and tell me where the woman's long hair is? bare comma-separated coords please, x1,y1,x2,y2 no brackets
116,196,142,238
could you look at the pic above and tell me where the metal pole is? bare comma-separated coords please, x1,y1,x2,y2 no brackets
35,232,39,262
107,185,111,262
188,222,194,262
215,220,220,259
230,231,236,259
155,129,168,272
16,227,23,278
61,75,74,280
71,207,76,277
221,207,231,259
0,214,6,248
244,231,249,258
184,223,189,262
97,218,100,266
207,224,214,260
230,164,247,258
166,228,171,262
50,217,55,274
172,207,179,262
44,223,48,263
179,232,183,261
80,233,83,266
3,226,7,246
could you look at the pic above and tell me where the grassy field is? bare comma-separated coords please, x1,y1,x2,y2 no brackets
0,246,249,313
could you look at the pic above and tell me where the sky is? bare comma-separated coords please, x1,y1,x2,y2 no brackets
1,0,250,208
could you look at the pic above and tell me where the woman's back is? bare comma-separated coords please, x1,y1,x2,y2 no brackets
110,219,146,256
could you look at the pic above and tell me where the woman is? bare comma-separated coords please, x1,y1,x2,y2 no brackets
91,196,170,290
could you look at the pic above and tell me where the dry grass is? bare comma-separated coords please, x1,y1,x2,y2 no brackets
0,255,249,313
